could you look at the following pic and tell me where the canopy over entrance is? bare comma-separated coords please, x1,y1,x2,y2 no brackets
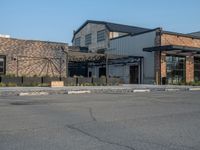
143,45,200,56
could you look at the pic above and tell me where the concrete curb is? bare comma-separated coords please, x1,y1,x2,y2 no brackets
0,86,200,97
189,88,200,91
165,89,180,92
133,89,150,93
19,92,49,96
67,90,91,94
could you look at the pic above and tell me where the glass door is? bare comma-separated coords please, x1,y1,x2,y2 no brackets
166,56,186,84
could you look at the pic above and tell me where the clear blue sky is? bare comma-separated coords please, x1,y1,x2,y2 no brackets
0,0,200,44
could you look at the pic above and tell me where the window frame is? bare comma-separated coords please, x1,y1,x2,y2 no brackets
0,55,6,75
97,30,106,42
74,37,81,46
194,57,200,82
85,33,92,46
166,55,186,84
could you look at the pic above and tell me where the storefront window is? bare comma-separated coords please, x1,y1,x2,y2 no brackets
0,56,6,75
194,57,200,82
166,56,186,84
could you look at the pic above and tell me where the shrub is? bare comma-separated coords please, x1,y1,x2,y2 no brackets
0,83,6,87
6,82,17,87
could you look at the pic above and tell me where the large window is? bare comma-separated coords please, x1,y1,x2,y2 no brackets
194,57,200,81
0,56,6,75
97,30,106,42
74,37,81,46
85,34,92,46
166,56,186,84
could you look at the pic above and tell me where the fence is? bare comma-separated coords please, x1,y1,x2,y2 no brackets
0,76,122,86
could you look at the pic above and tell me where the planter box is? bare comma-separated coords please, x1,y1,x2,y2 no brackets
51,81,64,87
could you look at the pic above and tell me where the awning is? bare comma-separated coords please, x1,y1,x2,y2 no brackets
143,45,200,54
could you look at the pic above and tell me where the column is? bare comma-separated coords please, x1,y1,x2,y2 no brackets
186,56,194,83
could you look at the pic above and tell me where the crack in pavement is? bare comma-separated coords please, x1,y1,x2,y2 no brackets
89,107,97,122
65,124,198,150
65,124,136,150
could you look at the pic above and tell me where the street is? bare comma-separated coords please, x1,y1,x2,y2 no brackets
0,91,200,150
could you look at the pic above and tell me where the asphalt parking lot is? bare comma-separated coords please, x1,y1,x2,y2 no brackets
0,91,200,150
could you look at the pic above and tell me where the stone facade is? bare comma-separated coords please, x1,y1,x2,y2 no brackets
0,37,68,77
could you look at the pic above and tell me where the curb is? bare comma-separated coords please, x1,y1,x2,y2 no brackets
189,88,200,91
67,90,91,94
19,92,49,96
165,89,180,92
0,86,200,97
133,89,150,93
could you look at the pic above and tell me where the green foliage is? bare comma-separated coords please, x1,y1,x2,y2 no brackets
4,74,16,77
7,82,17,87
0,83,6,87
187,81,200,86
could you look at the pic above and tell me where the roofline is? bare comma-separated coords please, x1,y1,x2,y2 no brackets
189,31,200,34
72,20,107,42
162,31,200,40
110,28,161,41
72,20,151,42
0,36,68,45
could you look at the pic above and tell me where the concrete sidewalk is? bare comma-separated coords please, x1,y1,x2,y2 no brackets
0,84,200,96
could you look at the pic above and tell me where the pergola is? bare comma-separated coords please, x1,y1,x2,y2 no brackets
66,50,143,80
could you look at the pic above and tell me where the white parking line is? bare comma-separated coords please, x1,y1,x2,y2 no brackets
19,92,49,96
133,89,150,93
165,89,180,92
67,90,91,94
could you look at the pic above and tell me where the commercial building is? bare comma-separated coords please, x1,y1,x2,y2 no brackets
0,36,68,77
72,20,200,84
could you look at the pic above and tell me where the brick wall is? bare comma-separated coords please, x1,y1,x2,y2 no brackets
186,56,194,83
0,37,68,77
160,33,200,83
161,33,200,47
161,53,167,79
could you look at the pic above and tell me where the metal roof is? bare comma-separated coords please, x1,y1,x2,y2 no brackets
73,20,151,39
143,45,200,53
188,31,200,37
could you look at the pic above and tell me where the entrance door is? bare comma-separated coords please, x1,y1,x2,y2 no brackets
99,67,106,77
130,66,139,84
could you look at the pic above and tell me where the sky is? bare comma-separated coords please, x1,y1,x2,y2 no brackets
0,0,200,44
